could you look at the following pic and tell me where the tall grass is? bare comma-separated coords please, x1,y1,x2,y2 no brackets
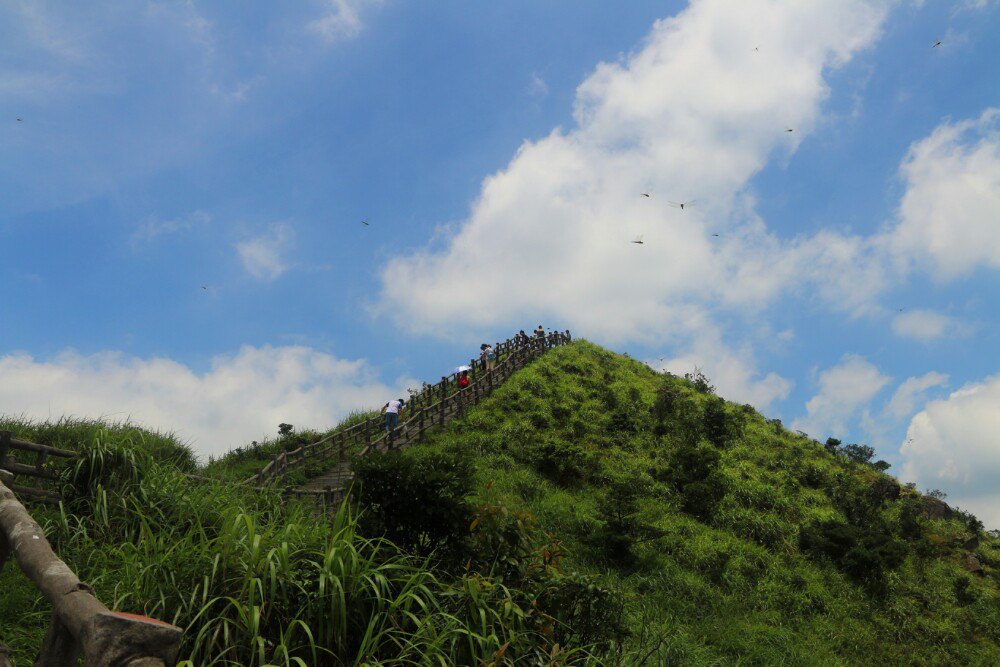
2,425,567,665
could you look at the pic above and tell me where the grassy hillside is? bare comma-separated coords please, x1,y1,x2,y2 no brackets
352,341,1000,665
1,340,998,665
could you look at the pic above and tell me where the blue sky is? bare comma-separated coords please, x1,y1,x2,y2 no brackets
1,1,998,523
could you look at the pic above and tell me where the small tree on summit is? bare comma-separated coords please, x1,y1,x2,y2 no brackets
842,444,875,465
824,438,841,456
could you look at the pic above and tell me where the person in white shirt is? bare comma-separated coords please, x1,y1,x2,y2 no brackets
382,398,405,433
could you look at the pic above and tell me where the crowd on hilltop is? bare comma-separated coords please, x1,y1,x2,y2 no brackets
380,325,560,433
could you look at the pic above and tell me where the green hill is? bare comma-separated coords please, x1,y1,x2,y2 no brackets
1,340,997,665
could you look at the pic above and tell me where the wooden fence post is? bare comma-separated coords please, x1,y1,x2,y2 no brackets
439,377,447,425
0,432,10,471
0,477,182,665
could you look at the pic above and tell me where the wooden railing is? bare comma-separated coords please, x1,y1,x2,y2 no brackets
0,469,183,666
277,330,573,500
0,431,77,504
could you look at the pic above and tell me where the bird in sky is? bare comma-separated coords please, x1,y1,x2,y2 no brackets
16,118,22,122
668,200,695,210
361,219,369,226
641,192,651,198
754,46,760,52
711,233,720,237
631,235,644,245
897,308,904,312
932,40,942,48
785,127,794,133
201,285,208,290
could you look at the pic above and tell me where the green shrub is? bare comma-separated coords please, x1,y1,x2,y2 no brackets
589,470,664,563
800,520,907,595
841,443,875,465
353,446,475,561
681,477,726,522
524,438,598,485
536,571,628,650
702,396,742,448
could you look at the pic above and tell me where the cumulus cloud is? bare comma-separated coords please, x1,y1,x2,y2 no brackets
891,309,970,341
237,223,294,281
886,108,1000,280
792,355,891,440
378,0,888,344
369,0,995,362
0,346,411,459
900,374,1000,528
885,371,949,419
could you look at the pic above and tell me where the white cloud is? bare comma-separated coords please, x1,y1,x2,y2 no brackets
900,374,1000,529
308,0,378,42
660,328,792,410
528,72,549,97
886,371,949,419
377,0,889,344
792,355,891,440
0,347,411,459
886,108,1000,280
237,223,294,281
891,309,970,341
131,210,210,246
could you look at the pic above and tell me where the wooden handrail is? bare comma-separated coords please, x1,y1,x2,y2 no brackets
0,470,182,666
0,431,78,505
287,330,573,501
256,331,572,486
250,330,572,488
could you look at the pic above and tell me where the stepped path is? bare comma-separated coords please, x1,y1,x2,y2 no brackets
245,331,572,507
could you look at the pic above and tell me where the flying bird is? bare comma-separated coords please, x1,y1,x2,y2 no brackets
201,285,208,290
668,200,695,210
711,233,720,237
641,192,651,198
785,127,794,133
631,235,644,245
897,308,904,312
16,118,22,122
361,219,369,226
932,40,942,48
754,46,760,52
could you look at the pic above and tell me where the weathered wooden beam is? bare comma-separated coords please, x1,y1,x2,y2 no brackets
0,477,182,666
9,485,60,504
1,460,60,481
8,439,76,459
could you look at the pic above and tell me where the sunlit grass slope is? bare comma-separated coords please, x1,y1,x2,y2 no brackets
384,340,1000,665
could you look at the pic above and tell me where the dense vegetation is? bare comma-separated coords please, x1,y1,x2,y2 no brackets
1,340,998,665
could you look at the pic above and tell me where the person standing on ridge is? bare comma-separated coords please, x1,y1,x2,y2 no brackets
534,325,545,340
382,397,405,434
480,343,495,373
457,370,471,409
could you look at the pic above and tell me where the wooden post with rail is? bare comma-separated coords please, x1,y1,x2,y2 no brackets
0,472,182,666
